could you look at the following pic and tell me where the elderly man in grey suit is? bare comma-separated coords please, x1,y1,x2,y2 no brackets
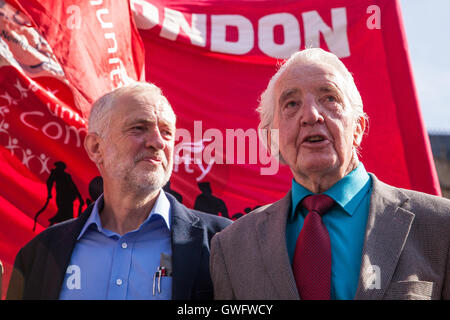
210,48,450,300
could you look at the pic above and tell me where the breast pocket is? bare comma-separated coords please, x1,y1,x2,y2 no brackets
384,280,434,300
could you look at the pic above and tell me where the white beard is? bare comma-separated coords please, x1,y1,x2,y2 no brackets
122,162,172,196
103,148,173,197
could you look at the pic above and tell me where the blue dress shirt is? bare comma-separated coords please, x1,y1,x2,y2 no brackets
59,191,172,300
286,164,372,300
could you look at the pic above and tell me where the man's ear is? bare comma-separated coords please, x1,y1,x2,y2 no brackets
353,116,366,147
84,133,103,165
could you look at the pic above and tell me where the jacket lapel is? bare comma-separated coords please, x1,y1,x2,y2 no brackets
41,207,92,299
169,194,204,300
354,174,415,300
40,194,204,300
255,191,300,300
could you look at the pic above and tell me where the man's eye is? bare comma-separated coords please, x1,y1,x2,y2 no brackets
161,130,173,137
285,101,298,108
131,126,145,131
325,95,337,102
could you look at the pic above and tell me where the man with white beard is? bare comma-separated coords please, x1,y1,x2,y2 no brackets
7,82,231,300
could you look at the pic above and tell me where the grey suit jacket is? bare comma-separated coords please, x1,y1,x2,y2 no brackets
210,174,450,300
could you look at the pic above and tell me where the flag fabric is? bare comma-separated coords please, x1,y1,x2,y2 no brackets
132,0,440,218
0,0,144,298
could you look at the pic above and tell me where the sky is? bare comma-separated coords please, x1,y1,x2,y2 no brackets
400,0,450,134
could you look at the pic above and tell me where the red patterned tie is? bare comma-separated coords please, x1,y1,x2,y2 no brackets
293,194,335,300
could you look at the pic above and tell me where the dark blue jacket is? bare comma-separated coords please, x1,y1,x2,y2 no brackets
7,192,232,300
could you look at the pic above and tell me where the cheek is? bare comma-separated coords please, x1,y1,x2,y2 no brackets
165,143,174,161
334,121,356,157
279,116,299,140
279,128,296,154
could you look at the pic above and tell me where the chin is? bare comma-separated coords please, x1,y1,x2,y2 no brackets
297,157,339,175
144,169,172,189
141,174,165,188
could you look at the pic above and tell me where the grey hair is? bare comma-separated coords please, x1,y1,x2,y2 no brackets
88,81,174,137
257,48,368,156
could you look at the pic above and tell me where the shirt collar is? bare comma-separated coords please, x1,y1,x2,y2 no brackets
290,163,371,218
150,190,171,231
77,190,171,240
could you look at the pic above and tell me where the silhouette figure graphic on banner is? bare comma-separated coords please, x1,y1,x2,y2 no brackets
163,180,182,203
194,182,229,218
231,205,263,221
86,176,103,207
231,212,244,220
46,161,84,225
33,161,83,230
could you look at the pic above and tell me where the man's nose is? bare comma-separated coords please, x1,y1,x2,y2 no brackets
300,95,324,126
145,127,165,150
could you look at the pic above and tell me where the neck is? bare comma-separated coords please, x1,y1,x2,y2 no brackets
100,187,161,235
294,157,359,193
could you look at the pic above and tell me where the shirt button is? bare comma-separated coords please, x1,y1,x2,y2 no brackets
116,279,123,286
121,242,128,249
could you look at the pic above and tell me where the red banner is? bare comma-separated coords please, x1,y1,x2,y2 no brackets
132,0,440,216
0,0,144,298
0,0,441,299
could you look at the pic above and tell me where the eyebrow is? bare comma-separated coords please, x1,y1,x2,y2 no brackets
125,119,155,127
126,118,175,130
278,88,300,107
318,83,343,96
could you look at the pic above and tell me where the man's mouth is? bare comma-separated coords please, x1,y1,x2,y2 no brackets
304,135,326,143
137,154,163,164
144,157,162,163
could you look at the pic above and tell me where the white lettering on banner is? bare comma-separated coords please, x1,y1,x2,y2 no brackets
303,8,350,58
90,1,127,87
160,8,206,47
108,57,126,84
258,13,300,59
46,102,87,125
104,33,118,54
211,15,254,55
132,2,351,58
64,126,87,146
0,81,54,175
20,111,87,147
174,135,215,181
19,111,41,131
131,0,159,30
95,8,113,29
43,121,63,140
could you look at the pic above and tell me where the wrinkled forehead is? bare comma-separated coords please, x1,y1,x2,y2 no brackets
112,93,176,124
275,60,347,95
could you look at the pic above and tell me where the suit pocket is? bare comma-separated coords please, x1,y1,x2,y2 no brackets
384,280,434,300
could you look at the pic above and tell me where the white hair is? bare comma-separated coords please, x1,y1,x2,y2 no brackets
88,81,174,137
257,48,368,156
